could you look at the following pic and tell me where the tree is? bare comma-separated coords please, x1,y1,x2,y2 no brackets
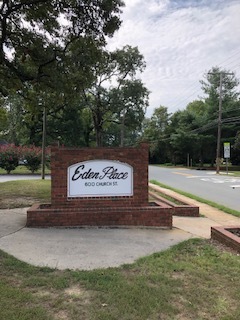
186,100,206,116
83,45,149,146
168,109,200,165
232,131,240,165
0,0,124,97
165,68,240,166
140,67,239,166
200,67,240,162
1,0,126,147
142,106,170,163
200,66,239,116
0,102,8,139
109,79,149,146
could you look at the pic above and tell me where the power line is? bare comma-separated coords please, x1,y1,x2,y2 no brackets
218,49,240,68
165,49,240,112
144,116,240,145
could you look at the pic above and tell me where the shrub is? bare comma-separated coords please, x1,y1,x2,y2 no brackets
0,144,20,174
22,145,42,173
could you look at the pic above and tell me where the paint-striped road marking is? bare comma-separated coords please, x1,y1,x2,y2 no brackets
231,185,240,189
172,171,195,177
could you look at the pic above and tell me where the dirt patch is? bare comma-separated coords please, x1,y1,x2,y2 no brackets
0,197,35,209
211,240,240,256
54,310,69,320
65,285,88,298
64,285,92,306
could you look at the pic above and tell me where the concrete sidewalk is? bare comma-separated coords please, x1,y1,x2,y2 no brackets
0,192,239,270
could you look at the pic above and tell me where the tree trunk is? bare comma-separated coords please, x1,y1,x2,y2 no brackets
120,111,126,147
92,111,103,147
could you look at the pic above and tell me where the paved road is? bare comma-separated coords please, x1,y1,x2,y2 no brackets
149,166,240,212
1,170,239,212
0,174,50,183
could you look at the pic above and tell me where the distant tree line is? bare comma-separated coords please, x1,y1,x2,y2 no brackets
142,67,240,166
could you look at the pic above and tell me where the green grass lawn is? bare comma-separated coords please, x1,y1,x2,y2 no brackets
1,178,240,319
0,180,51,209
0,165,51,175
229,171,240,177
0,239,239,320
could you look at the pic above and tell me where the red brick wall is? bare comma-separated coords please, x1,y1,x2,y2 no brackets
51,143,149,208
211,226,240,253
27,203,172,228
27,143,173,228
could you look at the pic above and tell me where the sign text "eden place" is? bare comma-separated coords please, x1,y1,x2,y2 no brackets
72,165,128,181
68,160,133,197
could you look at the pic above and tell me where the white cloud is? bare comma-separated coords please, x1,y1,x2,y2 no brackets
108,0,240,116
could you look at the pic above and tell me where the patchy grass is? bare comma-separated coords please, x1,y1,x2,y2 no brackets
151,180,240,218
1,180,239,319
0,239,239,320
149,187,184,205
229,171,240,177
0,180,51,209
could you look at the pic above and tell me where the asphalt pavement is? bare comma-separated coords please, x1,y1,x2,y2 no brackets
0,174,50,183
149,166,240,212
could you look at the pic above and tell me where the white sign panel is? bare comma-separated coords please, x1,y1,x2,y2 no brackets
224,142,230,159
68,160,133,197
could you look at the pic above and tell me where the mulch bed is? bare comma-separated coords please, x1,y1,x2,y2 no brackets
228,228,240,237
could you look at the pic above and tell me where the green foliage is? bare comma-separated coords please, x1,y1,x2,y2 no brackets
22,145,42,173
232,131,240,165
1,4,149,148
0,0,126,148
142,106,171,163
84,45,149,146
200,66,239,114
0,0,124,96
143,66,240,165
0,105,8,138
0,144,20,173
0,144,51,174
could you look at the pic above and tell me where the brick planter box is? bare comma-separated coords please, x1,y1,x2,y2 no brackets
27,202,172,228
211,226,240,253
149,189,199,217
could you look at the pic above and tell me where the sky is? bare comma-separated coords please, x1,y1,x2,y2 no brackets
107,0,240,117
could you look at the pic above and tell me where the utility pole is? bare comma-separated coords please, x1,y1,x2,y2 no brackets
120,109,126,147
41,106,46,180
216,72,223,174
208,71,233,174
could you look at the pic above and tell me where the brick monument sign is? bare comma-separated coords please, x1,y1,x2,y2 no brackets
27,143,172,228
